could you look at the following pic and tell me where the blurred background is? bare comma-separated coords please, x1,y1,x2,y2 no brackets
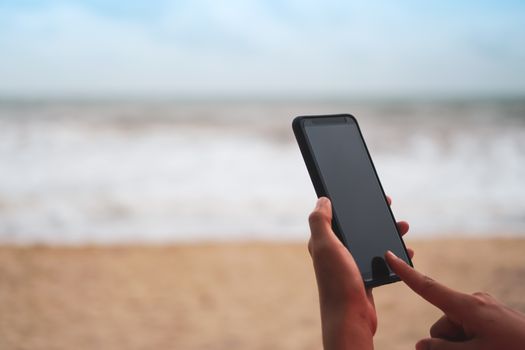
1,1,524,349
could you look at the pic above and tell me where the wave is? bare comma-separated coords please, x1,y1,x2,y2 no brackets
1,99,524,243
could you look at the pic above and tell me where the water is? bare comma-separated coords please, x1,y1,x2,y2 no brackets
1,98,524,243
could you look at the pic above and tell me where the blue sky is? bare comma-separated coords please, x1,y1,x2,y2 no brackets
1,0,524,97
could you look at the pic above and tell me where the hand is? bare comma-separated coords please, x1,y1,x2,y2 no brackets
385,251,525,350
308,196,412,350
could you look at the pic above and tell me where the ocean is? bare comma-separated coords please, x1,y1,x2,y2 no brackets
1,98,524,244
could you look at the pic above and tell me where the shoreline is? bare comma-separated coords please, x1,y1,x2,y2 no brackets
1,234,524,246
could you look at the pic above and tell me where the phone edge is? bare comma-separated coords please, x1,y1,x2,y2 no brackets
292,114,413,288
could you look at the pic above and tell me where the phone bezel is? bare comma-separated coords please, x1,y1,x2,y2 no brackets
292,114,413,288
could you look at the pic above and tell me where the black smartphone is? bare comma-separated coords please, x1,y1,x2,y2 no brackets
293,114,412,288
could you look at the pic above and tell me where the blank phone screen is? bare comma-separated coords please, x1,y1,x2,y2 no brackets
303,117,410,282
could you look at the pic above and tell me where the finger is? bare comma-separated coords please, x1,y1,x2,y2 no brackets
386,195,392,206
395,220,413,258
416,338,477,350
308,197,333,242
385,251,468,315
407,248,414,259
430,315,466,341
397,220,409,236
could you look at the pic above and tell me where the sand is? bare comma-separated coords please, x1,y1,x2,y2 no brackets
1,239,525,350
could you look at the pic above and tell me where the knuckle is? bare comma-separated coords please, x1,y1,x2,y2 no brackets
308,210,328,226
429,322,440,337
471,292,495,306
428,317,449,339
418,275,438,295
472,291,492,298
310,238,334,261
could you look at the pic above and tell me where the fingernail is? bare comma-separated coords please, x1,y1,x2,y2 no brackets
385,250,399,260
315,197,326,209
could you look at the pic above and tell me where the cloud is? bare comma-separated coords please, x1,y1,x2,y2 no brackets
0,1,524,97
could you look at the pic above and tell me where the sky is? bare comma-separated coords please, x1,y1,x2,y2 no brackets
1,0,525,98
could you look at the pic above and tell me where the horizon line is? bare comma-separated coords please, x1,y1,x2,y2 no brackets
1,92,525,104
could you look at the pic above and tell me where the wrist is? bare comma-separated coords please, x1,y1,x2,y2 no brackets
321,306,375,350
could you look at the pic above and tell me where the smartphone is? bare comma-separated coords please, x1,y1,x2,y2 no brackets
293,114,412,288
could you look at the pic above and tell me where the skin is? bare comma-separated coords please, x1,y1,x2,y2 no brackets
385,251,525,350
308,197,525,350
308,196,412,350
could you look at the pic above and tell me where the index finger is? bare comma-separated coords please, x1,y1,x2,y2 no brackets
385,251,468,315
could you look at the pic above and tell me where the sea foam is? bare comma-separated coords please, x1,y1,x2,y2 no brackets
1,99,524,243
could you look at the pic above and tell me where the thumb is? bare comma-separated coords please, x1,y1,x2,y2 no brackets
308,197,334,242
416,338,477,350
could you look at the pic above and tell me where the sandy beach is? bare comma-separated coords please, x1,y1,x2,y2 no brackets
1,238,525,350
